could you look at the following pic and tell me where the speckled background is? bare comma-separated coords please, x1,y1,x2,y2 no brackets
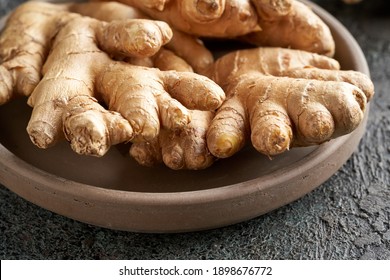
1,0,389,259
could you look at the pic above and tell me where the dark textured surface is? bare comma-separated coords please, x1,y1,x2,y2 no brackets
0,0,389,260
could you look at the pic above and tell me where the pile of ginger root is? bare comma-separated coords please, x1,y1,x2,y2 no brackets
0,0,374,170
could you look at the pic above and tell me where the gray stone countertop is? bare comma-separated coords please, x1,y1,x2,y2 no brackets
1,0,389,259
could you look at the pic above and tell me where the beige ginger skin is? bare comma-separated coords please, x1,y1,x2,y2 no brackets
91,0,334,56
70,1,217,169
130,47,374,168
91,0,260,37
241,0,335,56
0,1,375,170
0,2,225,157
69,1,214,73
130,110,215,170
205,47,374,158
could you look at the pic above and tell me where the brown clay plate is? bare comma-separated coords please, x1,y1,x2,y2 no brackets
0,0,370,232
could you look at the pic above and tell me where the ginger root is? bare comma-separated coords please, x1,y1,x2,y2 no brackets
0,3,76,105
129,46,374,168
0,1,374,171
91,0,260,37
205,47,374,158
241,0,335,56
130,110,215,170
67,2,218,167
68,1,214,74
0,1,170,105
92,0,334,56
0,2,225,157
128,40,216,170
